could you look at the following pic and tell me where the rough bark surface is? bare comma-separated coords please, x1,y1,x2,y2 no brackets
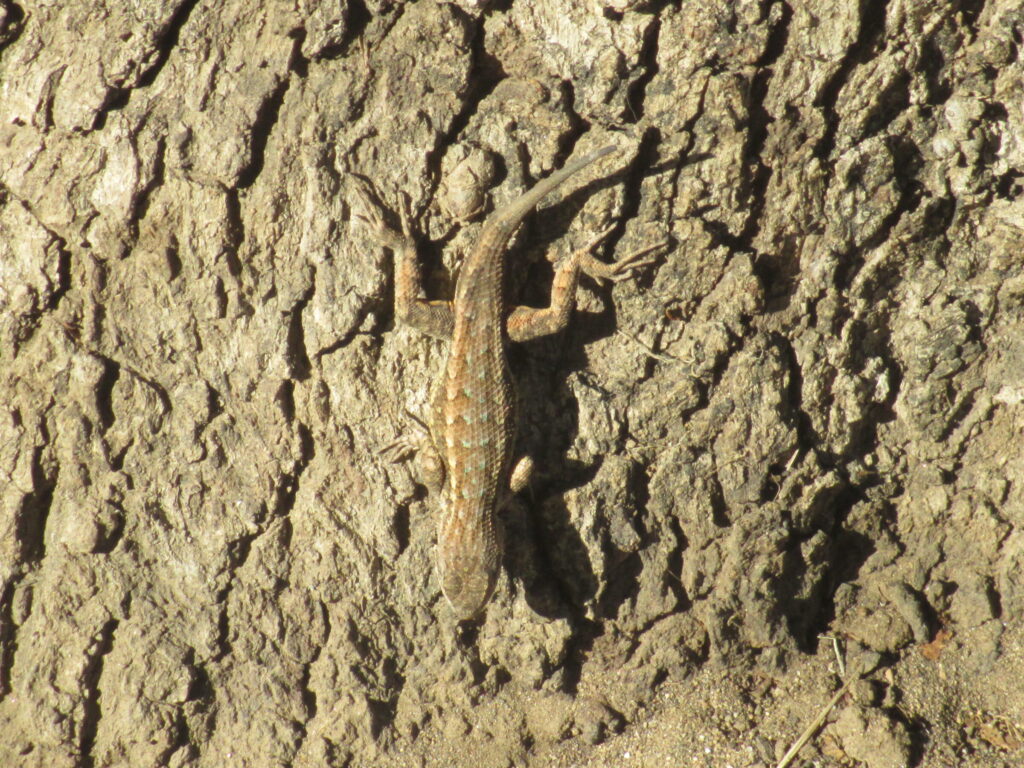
1,1,1022,766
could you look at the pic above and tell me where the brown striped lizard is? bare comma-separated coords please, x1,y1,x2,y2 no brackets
353,143,661,619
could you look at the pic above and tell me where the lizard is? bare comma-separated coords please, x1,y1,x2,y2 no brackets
352,143,661,620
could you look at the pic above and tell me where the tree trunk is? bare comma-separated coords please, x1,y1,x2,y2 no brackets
1,1,1021,766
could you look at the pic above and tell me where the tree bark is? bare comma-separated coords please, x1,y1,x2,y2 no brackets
1,1,1022,766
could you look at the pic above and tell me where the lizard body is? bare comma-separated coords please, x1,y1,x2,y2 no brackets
354,144,655,618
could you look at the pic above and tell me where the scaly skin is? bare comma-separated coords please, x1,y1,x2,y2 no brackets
354,144,658,619
437,145,617,617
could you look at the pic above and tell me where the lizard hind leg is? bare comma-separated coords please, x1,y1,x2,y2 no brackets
504,225,614,341
349,176,456,341
506,231,669,342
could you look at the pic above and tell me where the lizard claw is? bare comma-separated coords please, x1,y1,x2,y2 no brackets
349,177,408,251
380,423,446,495
380,406,432,463
582,237,669,283
397,191,415,240
379,435,420,463
349,178,382,226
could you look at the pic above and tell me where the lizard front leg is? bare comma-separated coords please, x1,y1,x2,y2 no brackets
379,393,447,497
509,455,534,493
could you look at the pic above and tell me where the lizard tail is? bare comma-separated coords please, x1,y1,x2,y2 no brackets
482,143,618,237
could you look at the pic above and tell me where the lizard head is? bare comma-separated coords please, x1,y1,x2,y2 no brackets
437,504,504,620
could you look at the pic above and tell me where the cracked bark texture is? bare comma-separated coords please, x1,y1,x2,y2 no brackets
1,1,1022,767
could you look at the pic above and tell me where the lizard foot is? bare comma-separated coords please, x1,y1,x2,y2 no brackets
380,410,445,494
379,434,420,463
349,177,413,252
582,236,670,283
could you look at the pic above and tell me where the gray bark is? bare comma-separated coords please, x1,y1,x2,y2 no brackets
1,1,1022,766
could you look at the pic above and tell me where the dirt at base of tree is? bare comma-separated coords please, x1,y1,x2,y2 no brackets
1,1,1022,766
